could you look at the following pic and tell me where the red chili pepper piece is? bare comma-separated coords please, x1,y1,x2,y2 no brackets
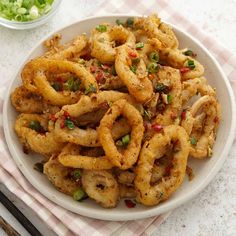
95,71,104,83
213,116,219,123
129,51,137,58
60,121,65,129
151,124,163,132
124,199,136,208
180,67,190,74
63,111,70,118
181,111,186,120
56,77,63,82
90,66,97,73
49,114,57,122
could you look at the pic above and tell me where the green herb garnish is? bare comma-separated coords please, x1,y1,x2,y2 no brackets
132,58,140,64
135,42,144,49
122,134,130,145
187,60,195,70
155,83,169,93
190,137,197,145
65,119,75,130
130,65,137,74
84,84,97,95
64,77,81,92
96,24,107,32
116,19,124,26
72,169,81,180
111,65,117,76
167,94,173,104
183,50,194,56
149,52,159,62
51,82,62,91
29,120,43,132
126,17,134,27
73,188,87,201
147,62,159,73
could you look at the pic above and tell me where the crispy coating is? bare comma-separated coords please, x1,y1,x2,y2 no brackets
99,99,144,169
135,125,190,206
82,170,119,208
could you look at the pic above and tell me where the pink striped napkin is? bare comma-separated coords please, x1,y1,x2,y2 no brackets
0,0,235,235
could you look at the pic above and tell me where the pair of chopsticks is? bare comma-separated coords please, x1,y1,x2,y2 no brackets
0,190,42,236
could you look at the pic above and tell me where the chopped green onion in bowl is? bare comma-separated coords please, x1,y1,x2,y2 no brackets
0,0,55,22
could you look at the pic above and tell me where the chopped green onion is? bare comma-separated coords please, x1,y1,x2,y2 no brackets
187,60,195,70
130,65,137,74
149,52,159,62
29,120,43,132
111,65,117,76
73,188,87,201
190,137,197,145
64,77,80,92
132,58,140,64
143,109,151,120
126,17,134,27
84,84,97,95
183,50,194,56
135,42,144,49
122,134,130,145
116,19,124,26
147,62,159,73
167,94,173,104
96,25,107,32
65,119,75,130
0,0,54,22
155,83,169,93
51,82,62,91
72,169,81,180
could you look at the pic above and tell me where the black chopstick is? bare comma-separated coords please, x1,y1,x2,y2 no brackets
0,190,42,236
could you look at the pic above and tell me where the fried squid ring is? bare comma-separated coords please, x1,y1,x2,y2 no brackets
134,14,179,49
154,66,182,125
82,170,119,208
22,58,98,105
134,125,190,206
182,95,221,159
15,114,63,156
159,48,204,80
44,156,81,196
11,86,60,114
58,143,113,170
115,45,153,103
99,99,144,169
52,91,132,146
44,34,88,61
182,77,216,105
91,24,136,63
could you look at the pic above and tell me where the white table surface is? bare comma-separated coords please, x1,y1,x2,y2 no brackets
0,0,236,235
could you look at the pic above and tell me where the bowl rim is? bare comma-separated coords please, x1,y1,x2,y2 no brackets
0,0,62,30
3,14,236,221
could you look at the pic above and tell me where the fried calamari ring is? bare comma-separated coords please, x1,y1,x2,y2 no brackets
44,156,81,195
182,95,220,159
11,86,60,114
44,34,88,61
182,77,216,105
159,48,204,80
91,24,136,63
134,14,179,49
82,170,119,208
99,99,144,169
154,66,182,125
22,58,98,105
15,114,63,156
135,125,190,206
58,143,113,170
115,45,153,103
52,91,132,146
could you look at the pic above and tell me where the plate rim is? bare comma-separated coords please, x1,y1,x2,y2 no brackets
3,14,236,221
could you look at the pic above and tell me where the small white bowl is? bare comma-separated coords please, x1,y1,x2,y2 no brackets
3,15,236,221
0,0,62,30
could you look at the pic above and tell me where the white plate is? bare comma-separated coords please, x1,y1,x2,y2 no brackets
3,15,236,221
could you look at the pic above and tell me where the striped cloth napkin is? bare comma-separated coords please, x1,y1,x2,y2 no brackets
0,0,235,235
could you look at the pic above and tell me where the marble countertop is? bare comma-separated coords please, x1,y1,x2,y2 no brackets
0,0,236,235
